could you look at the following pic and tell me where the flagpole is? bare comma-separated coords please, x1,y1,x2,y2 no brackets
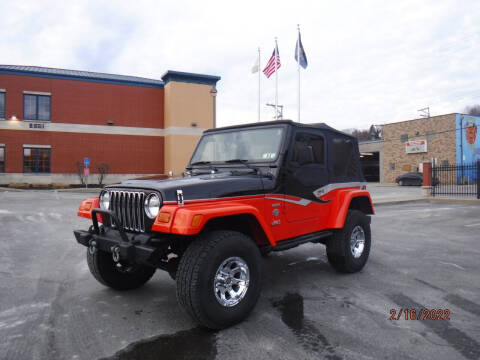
297,25,301,123
274,37,278,119
258,47,261,122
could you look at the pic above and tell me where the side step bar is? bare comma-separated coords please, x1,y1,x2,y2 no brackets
269,230,333,252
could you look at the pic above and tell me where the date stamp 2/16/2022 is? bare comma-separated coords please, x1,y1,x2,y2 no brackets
389,308,450,321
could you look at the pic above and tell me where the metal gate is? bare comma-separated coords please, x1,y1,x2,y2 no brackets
431,161,480,198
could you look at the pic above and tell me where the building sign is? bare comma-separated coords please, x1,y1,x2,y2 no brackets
406,139,427,153
28,123,46,129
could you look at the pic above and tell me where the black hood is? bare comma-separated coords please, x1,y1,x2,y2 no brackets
107,172,265,202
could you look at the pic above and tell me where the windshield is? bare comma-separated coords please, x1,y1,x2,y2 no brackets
191,127,285,164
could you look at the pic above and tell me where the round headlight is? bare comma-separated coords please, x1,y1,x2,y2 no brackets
144,193,161,219
100,191,110,210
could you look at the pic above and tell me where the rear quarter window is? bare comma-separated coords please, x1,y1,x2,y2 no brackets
332,138,359,179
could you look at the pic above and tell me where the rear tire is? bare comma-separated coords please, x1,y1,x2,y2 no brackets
326,210,371,273
87,249,156,290
399,180,404,186
176,230,262,329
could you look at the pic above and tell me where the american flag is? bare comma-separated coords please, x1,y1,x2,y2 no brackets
263,46,281,78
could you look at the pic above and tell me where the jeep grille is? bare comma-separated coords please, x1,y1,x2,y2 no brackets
109,190,146,232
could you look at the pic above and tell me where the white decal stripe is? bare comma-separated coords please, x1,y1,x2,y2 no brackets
265,196,311,206
313,182,366,198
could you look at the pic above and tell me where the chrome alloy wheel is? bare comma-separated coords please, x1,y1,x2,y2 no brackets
214,257,250,307
350,225,366,259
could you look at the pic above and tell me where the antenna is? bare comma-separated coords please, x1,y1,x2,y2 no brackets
266,103,283,120
418,107,430,118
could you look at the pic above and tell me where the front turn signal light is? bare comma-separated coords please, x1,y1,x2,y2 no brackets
79,201,92,211
157,212,171,223
191,214,203,227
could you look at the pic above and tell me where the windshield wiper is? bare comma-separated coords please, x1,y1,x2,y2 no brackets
224,159,259,173
187,161,218,174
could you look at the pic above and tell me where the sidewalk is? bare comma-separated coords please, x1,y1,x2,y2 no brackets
367,183,478,205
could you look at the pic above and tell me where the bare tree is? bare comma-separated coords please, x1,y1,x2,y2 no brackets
351,129,371,141
75,161,85,185
98,163,110,186
464,105,480,116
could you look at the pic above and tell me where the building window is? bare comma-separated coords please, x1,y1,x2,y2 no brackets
23,94,51,121
426,130,434,140
0,146,5,172
0,92,5,119
389,163,395,170
441,160,449,166
23,147,51,173
400,134,408,143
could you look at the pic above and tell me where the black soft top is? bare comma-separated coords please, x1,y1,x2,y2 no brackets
205,120,354,139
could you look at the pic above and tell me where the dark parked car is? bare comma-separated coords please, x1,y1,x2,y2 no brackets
396,172,423,186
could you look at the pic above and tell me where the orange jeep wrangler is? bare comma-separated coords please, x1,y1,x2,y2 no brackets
74,120,374,329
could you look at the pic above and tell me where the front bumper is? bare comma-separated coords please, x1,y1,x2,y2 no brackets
74,209,167,266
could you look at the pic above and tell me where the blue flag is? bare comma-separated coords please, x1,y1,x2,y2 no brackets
295,33,308,69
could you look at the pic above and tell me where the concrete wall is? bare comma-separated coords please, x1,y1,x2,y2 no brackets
382,114,456,183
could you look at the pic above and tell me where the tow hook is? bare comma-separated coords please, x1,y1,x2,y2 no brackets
111,246,121,263
88,240,97,255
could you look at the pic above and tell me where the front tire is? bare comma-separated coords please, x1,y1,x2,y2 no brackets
176,230,262,329
87,249,156,290
326,210,371,273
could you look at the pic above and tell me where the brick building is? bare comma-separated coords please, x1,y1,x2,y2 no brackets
0,65,220,185
359,113,480,183
381,113,473,183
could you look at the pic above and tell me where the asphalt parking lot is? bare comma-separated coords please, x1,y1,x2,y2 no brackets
1,190,479,360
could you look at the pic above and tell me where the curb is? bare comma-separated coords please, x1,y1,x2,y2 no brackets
424,197,479,204
373,198,426,206
0,187,102,193
373,197,479,206
55,188,102,193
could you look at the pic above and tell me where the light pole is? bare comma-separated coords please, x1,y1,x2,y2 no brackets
210,86,217,128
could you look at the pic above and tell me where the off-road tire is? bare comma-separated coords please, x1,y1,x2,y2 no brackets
326,210,371,273
176,230,262,329
87,249,156,290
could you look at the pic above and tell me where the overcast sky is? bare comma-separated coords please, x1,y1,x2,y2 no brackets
1,0,480,130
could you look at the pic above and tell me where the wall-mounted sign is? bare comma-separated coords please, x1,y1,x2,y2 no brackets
28,123,46,129
406,139,427,154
